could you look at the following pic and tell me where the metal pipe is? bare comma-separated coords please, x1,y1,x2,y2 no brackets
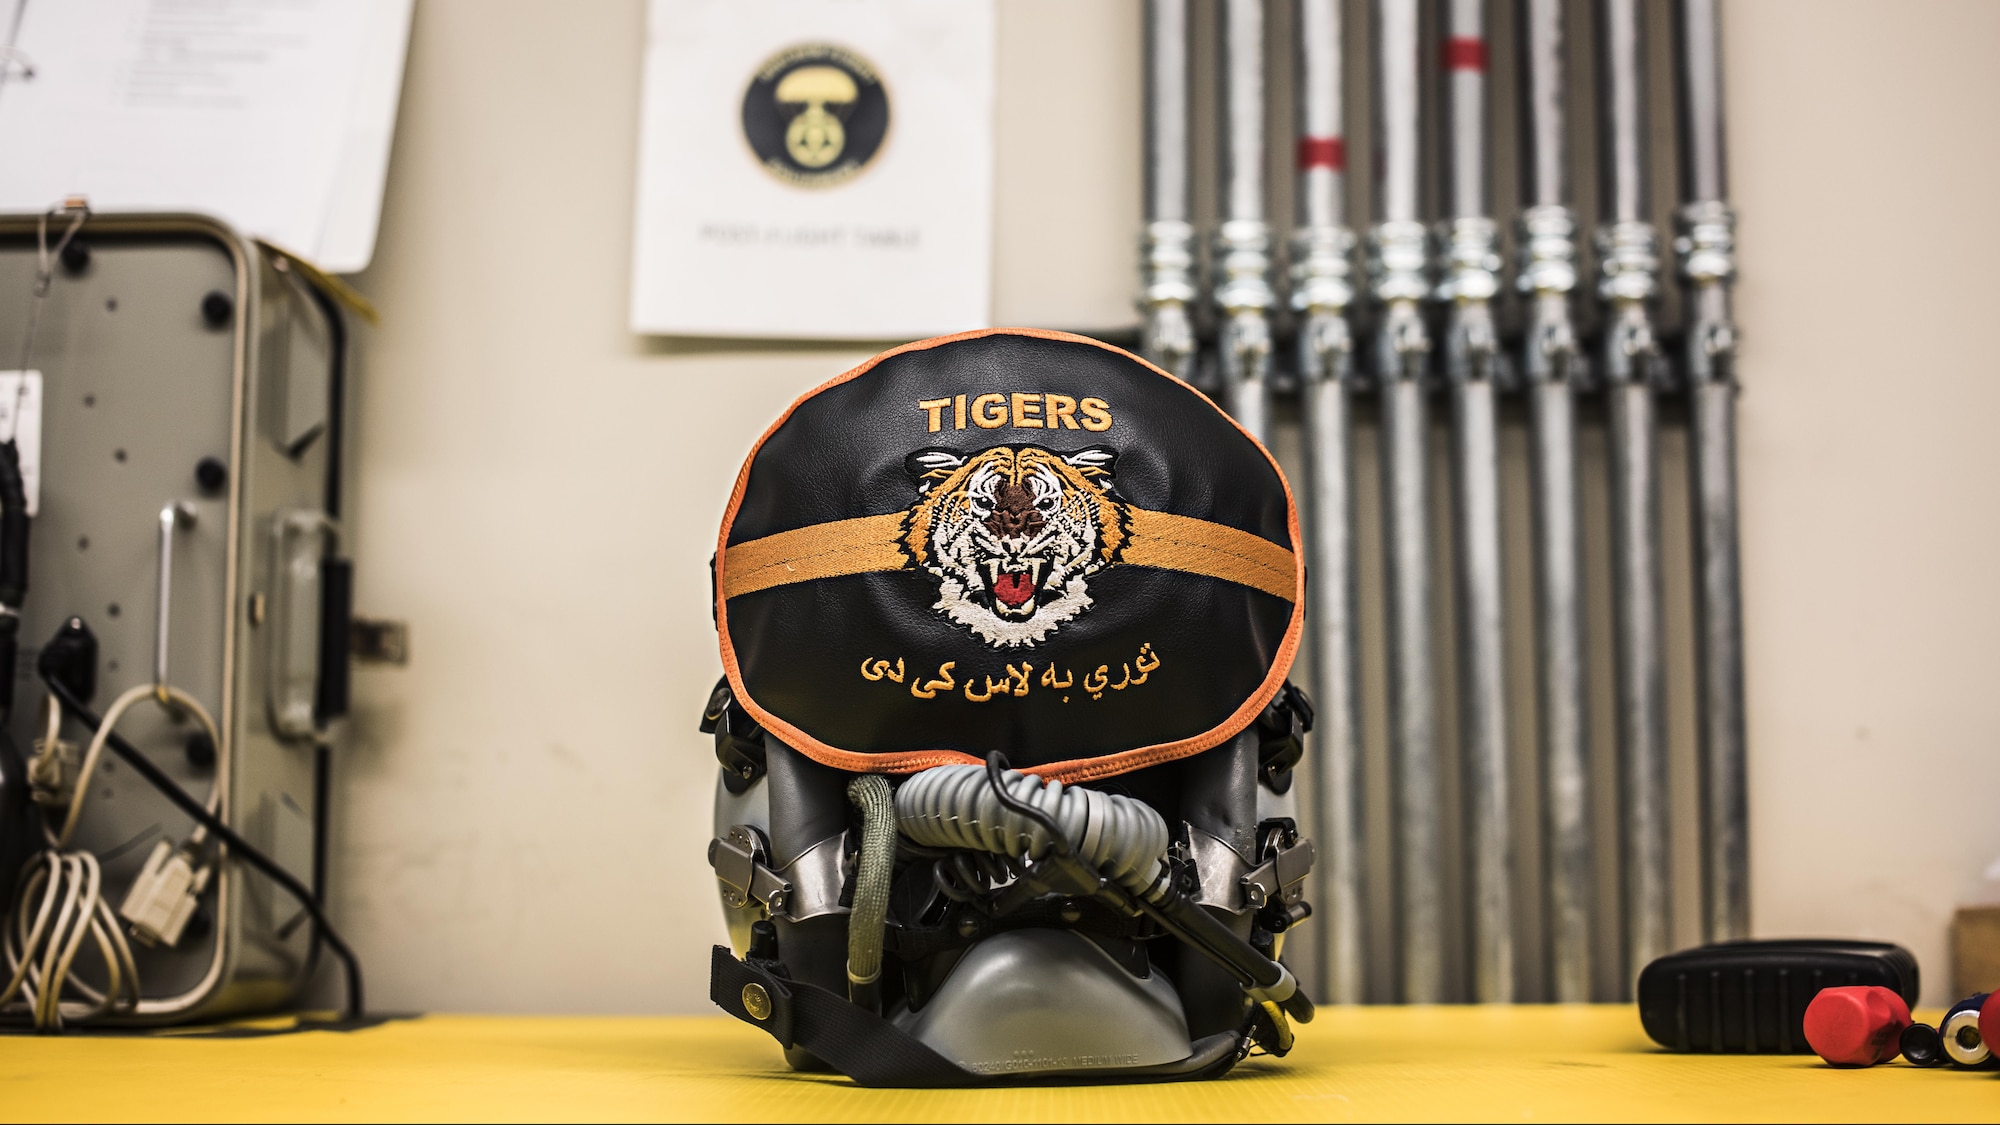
1597,0,1671,993
1294,0,1348,230
1438,0,1512,1005
1518,0,1593,1004
1215,0,1276,443
1292,0,1364,1006
1370,0,1441,1005
1140,0,1198,381
1520,0,1568,210
1674,0,1748,945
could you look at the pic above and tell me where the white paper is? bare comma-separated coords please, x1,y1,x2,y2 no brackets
0,372,46,516
0,0,412,273
316,0,414,273
630,0,996,339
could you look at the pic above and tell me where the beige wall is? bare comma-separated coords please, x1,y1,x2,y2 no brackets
341,0,1999,1012
1730,1,2000,1003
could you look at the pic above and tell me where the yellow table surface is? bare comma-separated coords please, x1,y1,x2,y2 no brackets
1,1007,1993,1123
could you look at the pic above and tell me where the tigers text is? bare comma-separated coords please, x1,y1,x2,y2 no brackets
916,393,1113,434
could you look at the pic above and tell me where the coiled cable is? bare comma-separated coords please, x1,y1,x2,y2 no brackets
43,672,365,1020
895,755,1313,1025
0,686,221,1030
53,685,220,850
895,763,1171,899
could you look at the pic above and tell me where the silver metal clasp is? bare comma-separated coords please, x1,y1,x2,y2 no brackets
709,825,793,916
1241,830,1317,912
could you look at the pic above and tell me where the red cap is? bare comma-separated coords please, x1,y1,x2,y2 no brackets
1981,991,2000,1056
1804,986,1913,1067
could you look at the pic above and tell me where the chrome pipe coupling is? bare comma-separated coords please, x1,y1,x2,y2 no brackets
1596,220,1661,304
1525,310,1581,385
1677,201,1739,383
1288,224,1358,316
1367,219,1431,305
1140,219,1199,378
1212,218,1277,314
1143,304,1197,381
1443,305,1500,383
1434,216,1502,303
1298,309,1353,384
1674,200,1736,286
1516,205,1580,297
1223,307,1274,381
1139,219,1200,307
1374,301,1431,383
1600,305,1659,385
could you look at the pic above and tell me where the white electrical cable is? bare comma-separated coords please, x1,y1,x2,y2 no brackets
54,683,221,849
2,683,222,1029
0,849,139,1029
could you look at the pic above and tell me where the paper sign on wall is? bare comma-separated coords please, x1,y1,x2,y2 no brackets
0,0,413,274
629,0,996,340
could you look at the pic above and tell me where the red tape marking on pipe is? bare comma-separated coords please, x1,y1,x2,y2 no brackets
1444,36,1487,71
1297,136,1345,171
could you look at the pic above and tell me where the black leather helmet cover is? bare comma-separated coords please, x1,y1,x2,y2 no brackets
715,329,1302,783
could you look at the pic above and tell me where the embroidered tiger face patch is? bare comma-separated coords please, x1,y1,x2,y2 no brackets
901,444,1129,648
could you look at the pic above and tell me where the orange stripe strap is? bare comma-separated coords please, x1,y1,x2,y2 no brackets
1119,510,1296,602
722,508,1295,602
722,512,909,598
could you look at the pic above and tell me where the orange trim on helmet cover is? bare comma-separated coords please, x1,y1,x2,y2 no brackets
712,327,1306,784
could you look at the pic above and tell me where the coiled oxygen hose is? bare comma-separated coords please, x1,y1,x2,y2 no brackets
894,760,1313,1024
896,764,1169,896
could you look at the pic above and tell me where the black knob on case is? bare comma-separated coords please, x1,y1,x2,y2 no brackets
59,239,89,273
194,457,227,493
200,290,233,327
184,731,216,770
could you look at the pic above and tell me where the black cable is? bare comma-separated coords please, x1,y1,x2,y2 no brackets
978,751,1313,1024
42,674,364,1019
304,278,353,728
300,261,348,1006
295,742,331,994
982,752,1072,858
300,279,347,522
312,744,330,904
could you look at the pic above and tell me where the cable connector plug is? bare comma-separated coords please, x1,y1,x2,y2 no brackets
119,839,211,947
27,733,78,807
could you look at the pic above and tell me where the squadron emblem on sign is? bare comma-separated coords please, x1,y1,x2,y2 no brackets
901,444,1129,649
741,44,890,188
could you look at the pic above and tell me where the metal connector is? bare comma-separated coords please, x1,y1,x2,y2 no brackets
350,617,410,665
1676,200,1739,386
1675,199,1737,286
1139,219,1199,380
1214,219,1275,440
1240,835,1316,911
709,825,793,916
1434,216,1502,304
1367,219,1431,307
1596,219,1662,305
120,839,212,948
1517,204,1581,297
1289,225,1357,318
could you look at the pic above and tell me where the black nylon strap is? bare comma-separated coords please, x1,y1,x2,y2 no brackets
709,945,984,1088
